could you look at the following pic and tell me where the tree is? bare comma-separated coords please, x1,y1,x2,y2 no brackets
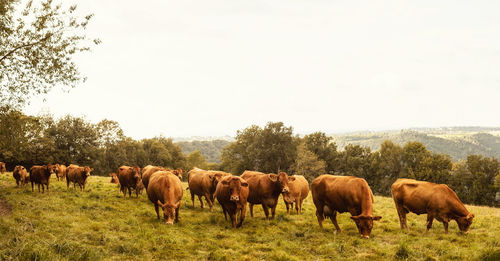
1,0,100,106
292,142,326,182
221,122,297,175
302,132,338,173
369,140,403,195
185,150,208,170
337,144,372,179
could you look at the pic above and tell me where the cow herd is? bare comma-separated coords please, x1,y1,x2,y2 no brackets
0,161,475,239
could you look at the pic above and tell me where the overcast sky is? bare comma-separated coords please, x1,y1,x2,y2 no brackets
24,0,500,139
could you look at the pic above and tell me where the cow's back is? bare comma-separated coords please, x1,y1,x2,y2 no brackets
187,170,211,195
147,171,183,204
241,171,277,204
289,175,309,200
312,175,373,214
142,165,165,189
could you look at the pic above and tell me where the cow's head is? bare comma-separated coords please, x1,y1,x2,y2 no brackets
457,213,474,233
46,164,56,173
83,166,93,177
221,177,248,202
209,173,225,189
351,215,382,239
173,168,183,180
0,163,6,172
110,173,119,183
269,172,291,193
132,166,141,181
157,200,180,225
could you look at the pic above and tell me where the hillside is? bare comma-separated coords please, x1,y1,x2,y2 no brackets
331,127,500,161
0,174,499,260
176,140,230,163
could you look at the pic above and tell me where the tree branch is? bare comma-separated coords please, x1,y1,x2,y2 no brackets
0,35,51,63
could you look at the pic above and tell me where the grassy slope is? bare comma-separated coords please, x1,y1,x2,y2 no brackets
0,174,499,261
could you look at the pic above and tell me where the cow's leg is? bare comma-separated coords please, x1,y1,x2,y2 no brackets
197,195,204,208
121,185,126,197
66,179,69,190
31,182,34,192
426,215,434,232
262,204,270,219
154,204,160,219
231,212,237,228
295,198,300,214
285,201,290,214
204,193,214,212
270,204,277,219
128,187,132,197
443,221,449,234
395,203,408,230
237,204,247,228
315,201,325,228
38,184,41,193
249,204,254,217
299,198,304,214
16,180,19,187
175,207,180,223
330,211,341,232
221,204,228,220
190,191,195,208
135,187,139,198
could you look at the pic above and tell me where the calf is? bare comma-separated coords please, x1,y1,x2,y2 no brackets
187,167,231,211
29,164,55,193
311,175,382,239
240,170,291,219
110,173,119,184
54,164,67,181
117,166,142,197
283,175,309,214
147,171,183,224
66,165,93,192
391,178,474,233
13,165,29,187
215,175,249,228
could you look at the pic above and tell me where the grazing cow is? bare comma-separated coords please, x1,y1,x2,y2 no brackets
187,168,231,211
110,173,119,184
240,170,291,219
54,164,67,181
29,164,55,193
215,175,249,228
391,178,475,233
117,166,142,197
142,165,166,189
13,165,29,187
66,165,93,192
147,171,183,224
311,175,382,239
0,162,6,173
283,175,309,214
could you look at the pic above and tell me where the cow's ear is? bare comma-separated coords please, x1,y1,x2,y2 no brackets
467,213,475,221
372,216,382,221
350,215,360,221
288,176,296,182
268,174,278,182
157,200,165,207
221,180,229,186
241,182,249,187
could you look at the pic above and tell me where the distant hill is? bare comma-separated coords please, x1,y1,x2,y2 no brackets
331,127,500,161
176,140,231,163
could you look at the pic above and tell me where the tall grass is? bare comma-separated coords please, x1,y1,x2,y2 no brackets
0,173,499,260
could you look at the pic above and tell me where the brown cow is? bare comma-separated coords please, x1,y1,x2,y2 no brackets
215,175,249,228
168,168,184,180
147,171,183,224
29,164,55,193
187,167,231,211
110,173,119,184
0,162,6,173
311,175,382,239
142,165,166,189
13,165,29,187
117,165,142,197
54,164,67,181
66,165,93,191
283,175,309,214
240,170,291,219
391,178,475,233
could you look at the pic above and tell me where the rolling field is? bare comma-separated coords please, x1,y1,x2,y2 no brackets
0,173,499,260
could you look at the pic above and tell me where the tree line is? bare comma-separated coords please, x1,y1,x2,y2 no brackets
1,109,499,206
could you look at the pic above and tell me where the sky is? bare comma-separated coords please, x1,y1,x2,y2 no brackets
24,0,500,140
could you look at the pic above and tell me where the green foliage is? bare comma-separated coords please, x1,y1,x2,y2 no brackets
0,174,499,260
0,0,100,106
302,132,338,173
221,122,297,175
185,150,208,170
292,142,326,182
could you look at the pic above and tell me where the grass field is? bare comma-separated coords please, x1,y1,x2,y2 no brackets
0,173,499,260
